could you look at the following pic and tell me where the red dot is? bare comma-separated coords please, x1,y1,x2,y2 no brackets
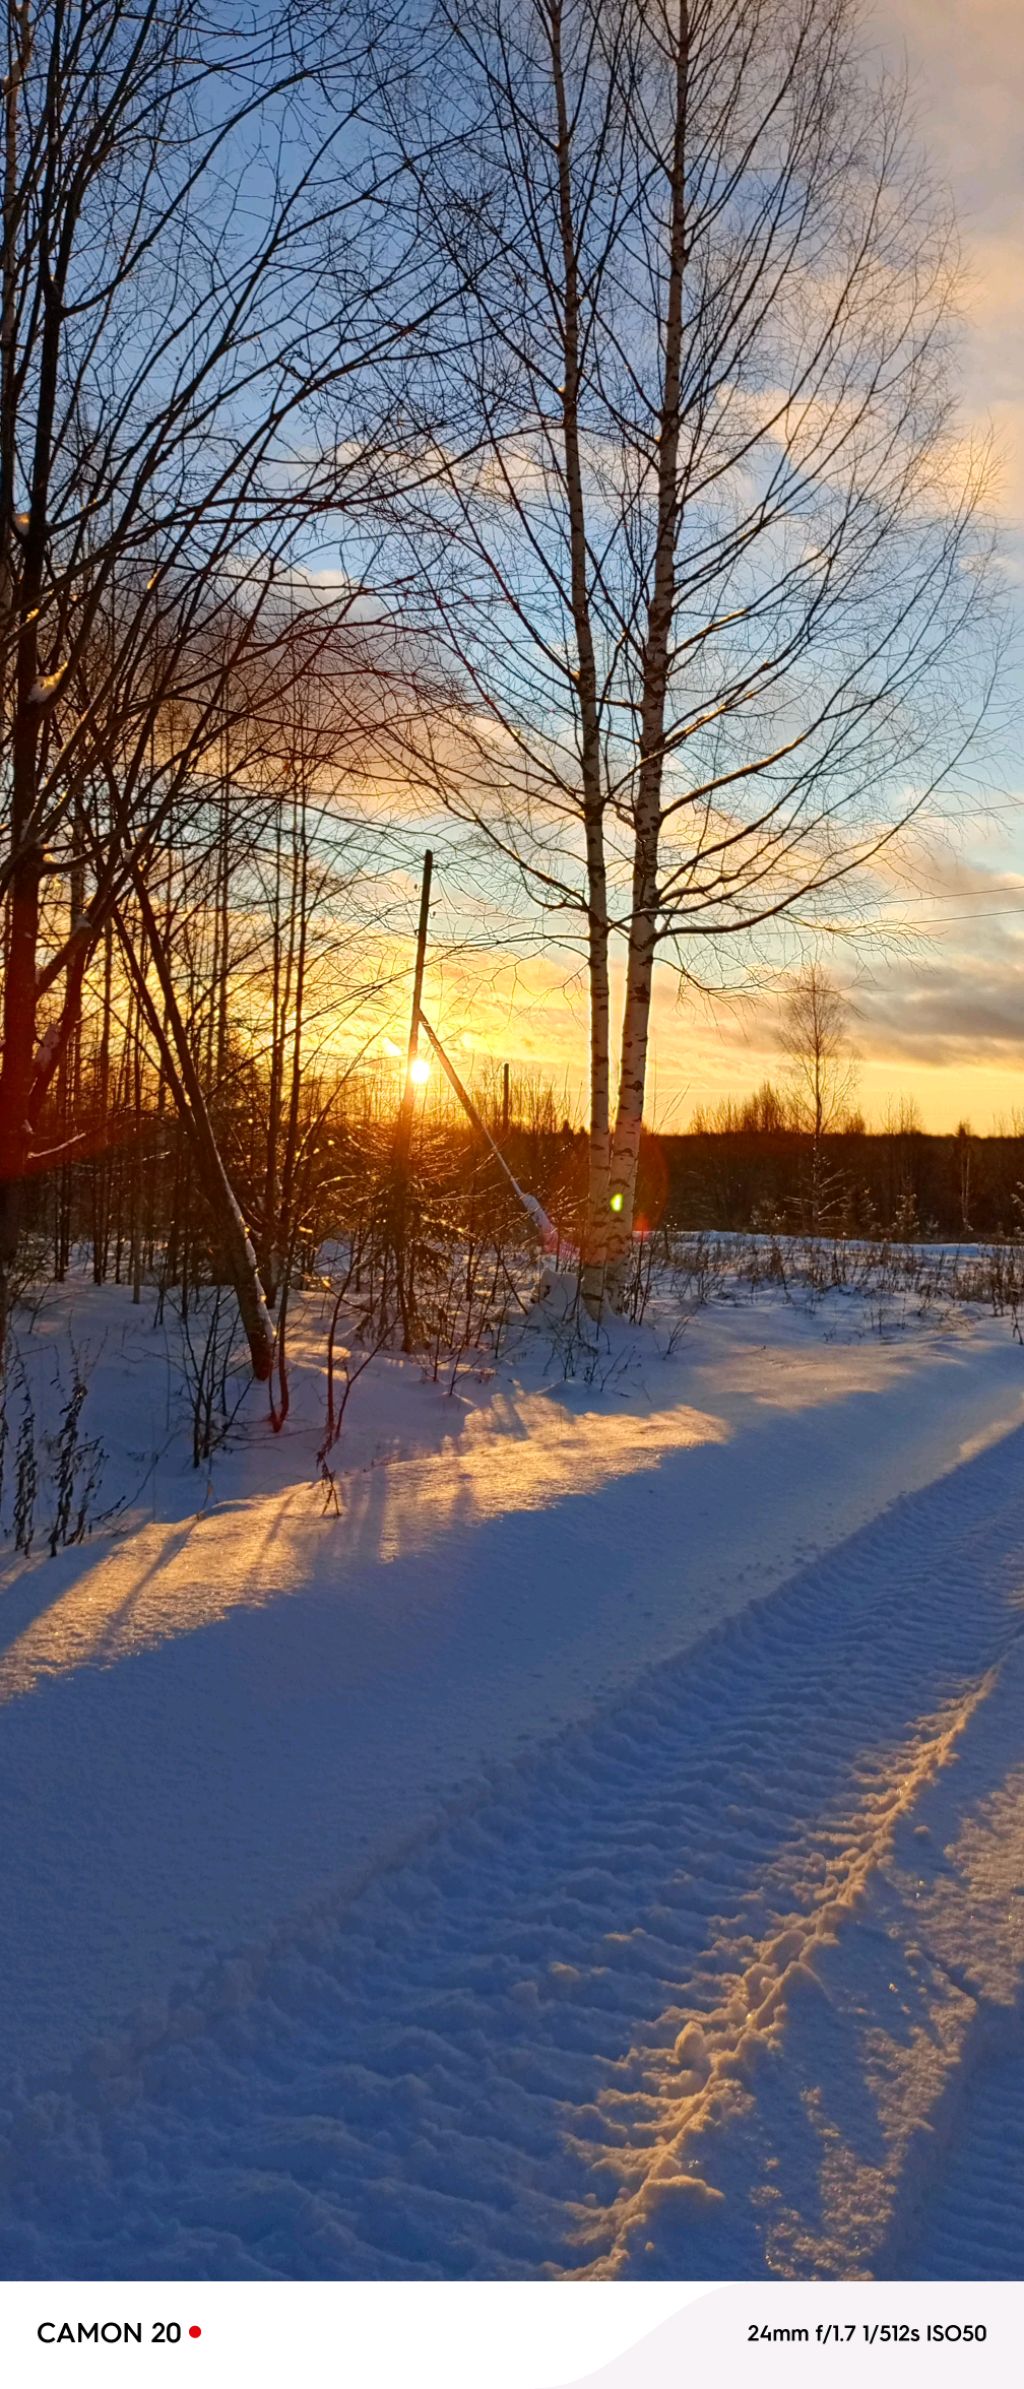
189,2327,202,2339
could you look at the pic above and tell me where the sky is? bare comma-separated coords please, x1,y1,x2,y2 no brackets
405,0,1024,1138
832,0,1024,1135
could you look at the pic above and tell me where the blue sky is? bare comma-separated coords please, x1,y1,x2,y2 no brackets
432,0,1024,1131
649,0,1024,1131
342,0,1024,1133
825,0,1024,1131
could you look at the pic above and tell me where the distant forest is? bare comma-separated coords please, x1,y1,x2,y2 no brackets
653,1125,1024,1244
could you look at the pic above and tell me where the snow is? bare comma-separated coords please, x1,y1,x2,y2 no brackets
2,1264,1024,2277
516,1190,559,1249
26,669,64,707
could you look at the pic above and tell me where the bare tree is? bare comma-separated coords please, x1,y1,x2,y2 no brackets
779,959,857,1224
780,963,858,1142
0,0,436,1365
380,0,999,1307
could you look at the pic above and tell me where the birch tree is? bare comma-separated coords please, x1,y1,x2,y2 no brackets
385,0,998,1305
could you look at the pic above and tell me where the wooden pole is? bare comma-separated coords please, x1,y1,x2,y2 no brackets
502,1060,510,1138
407,852,433,1085
391,849,433,1348
417,1011,556,1250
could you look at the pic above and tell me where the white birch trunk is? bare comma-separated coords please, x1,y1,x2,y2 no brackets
604,0,690,1309
549,0,612,1315
605,890,658,1299
580,874,612,1312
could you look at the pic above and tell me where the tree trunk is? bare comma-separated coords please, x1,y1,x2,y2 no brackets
120,876,275,1383
580,885,611,1311
604,0,690,1307
549,0,611,1312
605,855,659,1299
0,845,42,1323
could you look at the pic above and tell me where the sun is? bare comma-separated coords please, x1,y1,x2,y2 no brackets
409,1056,431,1086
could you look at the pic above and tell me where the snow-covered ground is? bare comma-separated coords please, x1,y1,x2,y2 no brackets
2,1267,1024,2278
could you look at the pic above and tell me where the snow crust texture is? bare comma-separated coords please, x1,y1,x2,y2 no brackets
3,1412,1024,2280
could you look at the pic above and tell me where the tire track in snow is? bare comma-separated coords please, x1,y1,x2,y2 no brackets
858,1653,1024,2286
568,1672,998,2279
3,1423,1024,2280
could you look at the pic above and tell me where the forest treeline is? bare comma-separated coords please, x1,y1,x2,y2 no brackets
26,1050,1024,1287
658,1125,1024,1244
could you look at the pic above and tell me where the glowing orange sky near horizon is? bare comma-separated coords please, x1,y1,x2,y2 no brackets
364,922,1024,1139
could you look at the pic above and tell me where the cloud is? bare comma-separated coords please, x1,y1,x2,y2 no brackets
854,951,1024,1066
879,0,1024,553
890,0,1024,210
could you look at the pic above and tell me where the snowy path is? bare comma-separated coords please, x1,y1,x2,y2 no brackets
3,1409,1024,2280
2,1291,1022,2104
